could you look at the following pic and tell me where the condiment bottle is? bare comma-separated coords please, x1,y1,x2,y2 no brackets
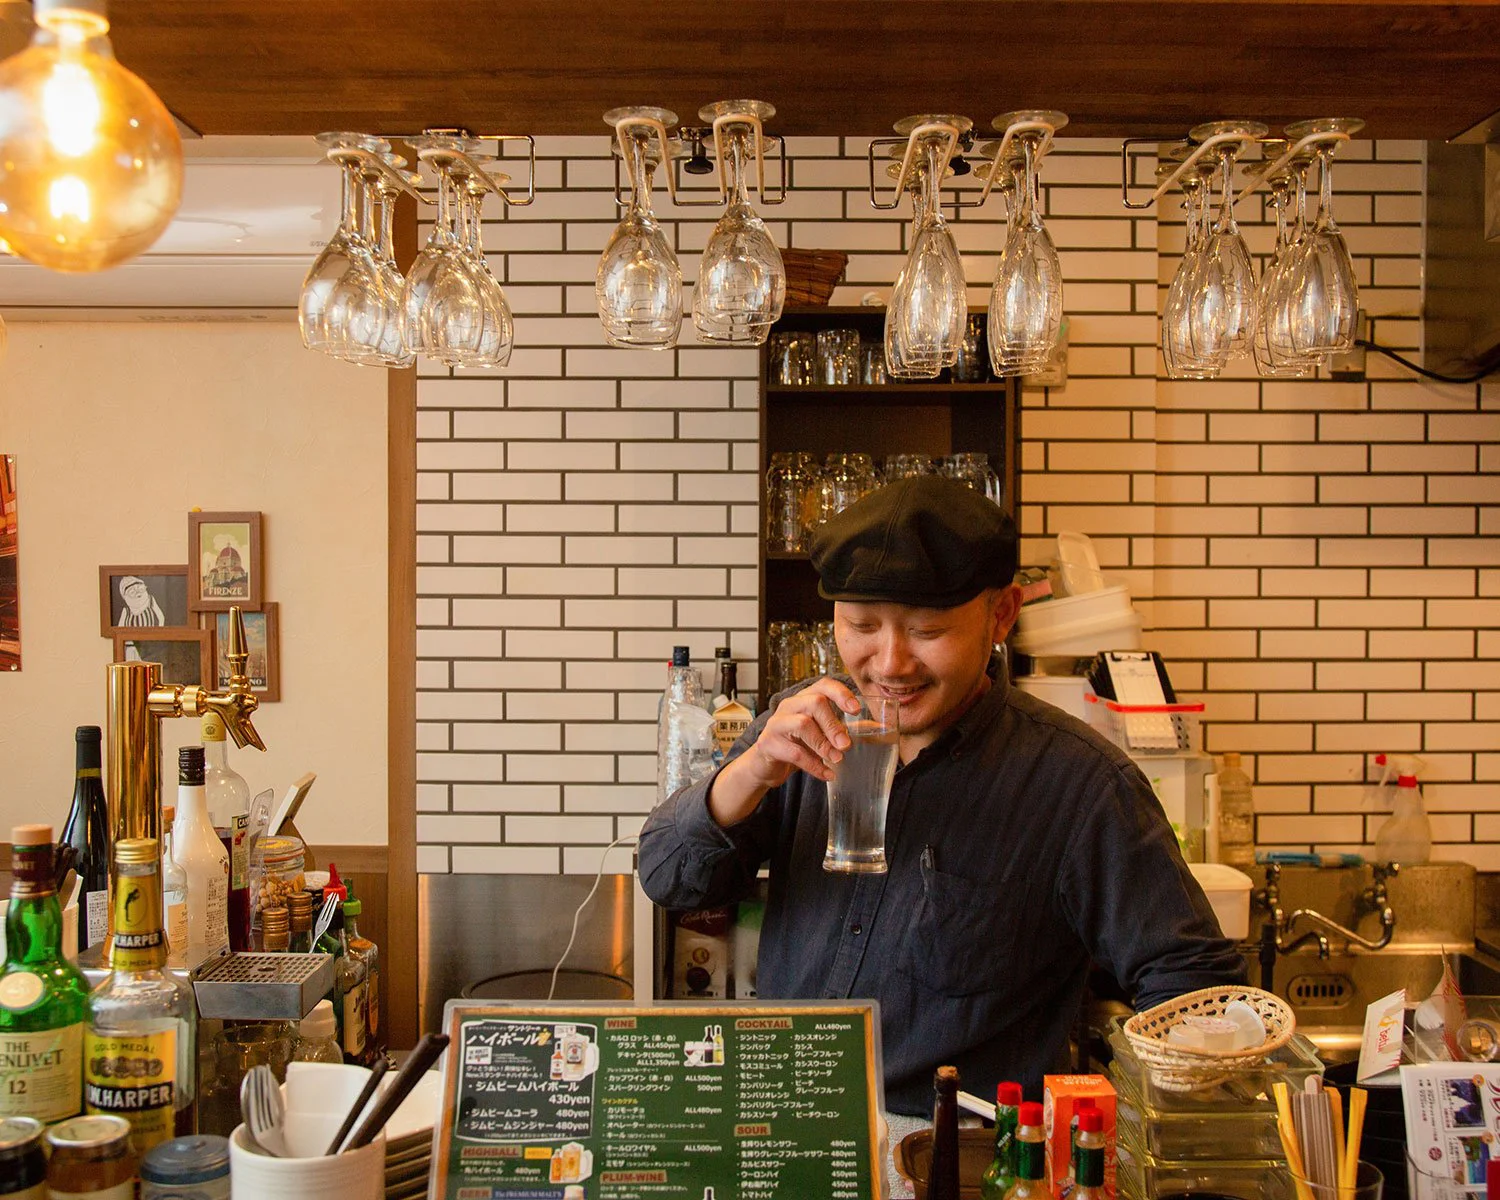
1071,1108,1107,1200
45,1114,135,1200
0,825,89,1124
928,1065,961,1200
980,1081,1023,1199
290,1000,341,1064
1002,1102,1046,1200
139,1134,229,1200
0,1116,46,1199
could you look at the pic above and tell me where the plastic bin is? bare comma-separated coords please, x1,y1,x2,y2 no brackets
1013,585,1143,657
1085,695,1203,754
1106,1019,1323,1112
1187,862,1255,940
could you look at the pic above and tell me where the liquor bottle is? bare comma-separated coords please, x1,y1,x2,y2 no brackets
1002,1102,1047,1200
314,890,368,1064
286,892,313,954
980,1081,1023,1199
160,808,188,970
1071,1108,1107,1200
60,727,110,957
928,1065,961,1200
711,646,733,704
201,713,251,952
657,647,710,803
0,826,89,1123
85,838,197,1153
1216,752,1256,876
261,905,289,952
343,885,381,1064
170,747,229,966
711,661,753,763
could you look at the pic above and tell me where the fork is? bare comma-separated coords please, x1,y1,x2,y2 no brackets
241,1064,285,1156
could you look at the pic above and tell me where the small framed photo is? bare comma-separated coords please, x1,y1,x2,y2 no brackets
113,628,213,688
188,511,263,613
210,602,280,702
99,565,190,637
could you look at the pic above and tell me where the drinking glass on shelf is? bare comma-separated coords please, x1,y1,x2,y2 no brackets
942,452,1001,503
882,453,935,482
772,330,817,385
987,111,1067,377
816,329,860,385
885,117,970,379
950,315,987,381
765,452,814,553
597,107,683,350
692,102,784,345
859,342,889,385
1284,117,1363,357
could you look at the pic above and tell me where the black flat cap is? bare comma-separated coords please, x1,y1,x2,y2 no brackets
810,475,1018,608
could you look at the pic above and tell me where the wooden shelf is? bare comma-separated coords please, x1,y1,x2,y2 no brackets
764,383,1007,397
765,550,812,561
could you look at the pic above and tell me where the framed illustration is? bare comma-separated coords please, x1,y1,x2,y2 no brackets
209,602,280,702
99,565,190,636
188,511,263,613
113,628,213,688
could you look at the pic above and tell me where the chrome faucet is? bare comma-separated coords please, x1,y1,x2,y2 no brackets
1252,862,1400,960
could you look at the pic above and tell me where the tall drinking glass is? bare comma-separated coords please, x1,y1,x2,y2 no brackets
824,695,900,874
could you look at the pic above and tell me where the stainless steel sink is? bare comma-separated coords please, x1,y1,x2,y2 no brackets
1247,863,1485,1063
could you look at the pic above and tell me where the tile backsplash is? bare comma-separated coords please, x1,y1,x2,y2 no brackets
414,134,1500,874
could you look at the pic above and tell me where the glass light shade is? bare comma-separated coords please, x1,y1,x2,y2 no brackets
0,20,183,273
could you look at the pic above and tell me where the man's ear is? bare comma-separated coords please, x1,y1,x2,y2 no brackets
991,584,1025,644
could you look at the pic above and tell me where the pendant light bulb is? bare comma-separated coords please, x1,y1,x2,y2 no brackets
0,0,183,272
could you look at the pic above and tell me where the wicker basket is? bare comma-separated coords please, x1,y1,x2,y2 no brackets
1122,985,1296,1093
783,248,848,306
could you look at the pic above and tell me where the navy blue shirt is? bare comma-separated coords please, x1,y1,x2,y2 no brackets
638,666,1246,1114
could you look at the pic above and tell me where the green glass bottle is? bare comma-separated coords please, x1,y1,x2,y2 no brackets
0,825,90,1123
1002,1103,1047,1200
1071,1108,1108,1200
980,1081,1023,1199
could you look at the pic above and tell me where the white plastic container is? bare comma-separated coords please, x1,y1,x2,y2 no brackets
1014,674,1093,721
1187,861,1254,940
1013,585,1143,657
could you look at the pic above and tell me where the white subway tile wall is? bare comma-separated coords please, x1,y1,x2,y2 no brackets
415,135,1500,875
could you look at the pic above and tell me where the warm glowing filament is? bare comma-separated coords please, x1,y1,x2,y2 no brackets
41,60,101,157
48,175,89,223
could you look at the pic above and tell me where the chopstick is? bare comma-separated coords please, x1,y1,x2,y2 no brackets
325,1057,389,1155
958,1090,996,1122
343,1033,449,1152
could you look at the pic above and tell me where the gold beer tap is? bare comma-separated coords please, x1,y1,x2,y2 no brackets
106,606,265,848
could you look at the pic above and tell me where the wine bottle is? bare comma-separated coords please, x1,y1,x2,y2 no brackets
60,726,110,957
169,747,228,965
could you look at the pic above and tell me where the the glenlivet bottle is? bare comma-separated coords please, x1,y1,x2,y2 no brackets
60,726,110,956
0,826,90,1123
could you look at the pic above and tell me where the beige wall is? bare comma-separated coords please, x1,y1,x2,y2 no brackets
0,322,389,845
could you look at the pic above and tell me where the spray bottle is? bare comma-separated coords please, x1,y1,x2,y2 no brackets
1372,753,1431,864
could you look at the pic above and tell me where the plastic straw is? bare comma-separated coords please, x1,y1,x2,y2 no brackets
1344,1087,1368,1195
1329,1086,1348,1200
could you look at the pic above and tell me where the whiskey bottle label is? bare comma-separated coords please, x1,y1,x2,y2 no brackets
0,1022,83,1122
229,812,250,891
343,983,367,1056
84,1028,176,1152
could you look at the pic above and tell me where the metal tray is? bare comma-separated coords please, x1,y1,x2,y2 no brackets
192,952,334,1020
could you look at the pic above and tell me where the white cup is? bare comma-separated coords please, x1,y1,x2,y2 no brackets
229,1118,384,1199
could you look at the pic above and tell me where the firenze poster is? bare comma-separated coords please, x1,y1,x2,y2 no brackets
1,455,17,671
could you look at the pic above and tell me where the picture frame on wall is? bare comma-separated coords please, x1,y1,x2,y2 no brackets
208,602,280,702
99,565,191,636
188,511,263,613
113,628,213,688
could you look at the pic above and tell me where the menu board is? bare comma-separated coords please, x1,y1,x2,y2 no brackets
431,1000,884,1200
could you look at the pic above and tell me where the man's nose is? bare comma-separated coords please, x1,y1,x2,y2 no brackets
871,632,916,677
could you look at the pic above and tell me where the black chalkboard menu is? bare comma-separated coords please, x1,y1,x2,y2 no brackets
432,1000,884,1200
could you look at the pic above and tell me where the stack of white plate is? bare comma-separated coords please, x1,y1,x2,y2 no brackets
383,1071,442,1200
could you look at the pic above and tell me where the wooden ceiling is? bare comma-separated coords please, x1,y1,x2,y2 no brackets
8,1,1500,142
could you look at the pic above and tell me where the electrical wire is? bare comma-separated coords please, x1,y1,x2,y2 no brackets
1356,339,1500,385
547,833,641,1002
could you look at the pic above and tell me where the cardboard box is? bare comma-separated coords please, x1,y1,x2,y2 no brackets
1042,1074,1116,1199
